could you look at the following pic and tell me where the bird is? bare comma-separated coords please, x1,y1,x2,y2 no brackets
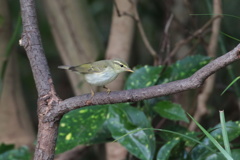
58,59,133,96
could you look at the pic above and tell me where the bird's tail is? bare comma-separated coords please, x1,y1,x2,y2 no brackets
58,65,77,71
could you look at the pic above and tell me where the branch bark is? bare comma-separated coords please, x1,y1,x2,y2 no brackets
19,0,61,159
47,44,240,121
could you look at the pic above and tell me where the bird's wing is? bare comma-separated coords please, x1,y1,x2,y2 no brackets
74,62,108,74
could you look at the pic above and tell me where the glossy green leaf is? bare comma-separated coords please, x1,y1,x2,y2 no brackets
205,149,240,160
154,101,189,122
56,105,109,153
0,146,31,160
125,65,163,90
191,121,240,160
107,103,155,160
156,138,181,160
157,55,211,85
170,55,211,81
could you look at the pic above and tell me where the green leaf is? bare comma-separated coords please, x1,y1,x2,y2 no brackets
169,55,211,81
107,104,155,160
204,149,240,160
158,125,197,143
0,144,14,154
156,138,181,160
205,152,227,160
156,55,211,85
231,149,240,160
190,120,239,160
0,146,31,160
154,101,189,122
56,105,109,153
220,32,240,42
221,76,240,95
125,65,163,90
219,111,231,156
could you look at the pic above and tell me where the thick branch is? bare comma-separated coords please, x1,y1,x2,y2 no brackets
19,0,52,97
19,0,60,160
45,44,240,121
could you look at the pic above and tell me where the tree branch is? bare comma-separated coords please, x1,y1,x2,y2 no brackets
45,44,240,121
19,0,61,159
19,0,53,97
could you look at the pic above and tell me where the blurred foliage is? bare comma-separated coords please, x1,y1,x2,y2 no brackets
0,15,3,27
0,144,31,160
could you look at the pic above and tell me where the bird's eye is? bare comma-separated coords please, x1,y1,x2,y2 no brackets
120,64,124,67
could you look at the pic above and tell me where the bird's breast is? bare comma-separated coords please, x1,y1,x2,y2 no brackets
84,68,118,86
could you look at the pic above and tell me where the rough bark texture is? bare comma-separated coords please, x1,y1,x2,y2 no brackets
0,0,35,147
43,0,101,95
20,0,61,159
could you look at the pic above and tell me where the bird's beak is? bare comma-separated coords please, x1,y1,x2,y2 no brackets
126,68,134,72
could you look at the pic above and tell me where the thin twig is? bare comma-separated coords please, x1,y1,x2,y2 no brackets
132,2,158,60
160,14,174,65
113,0,121,17
114,0,159,63
164,15,221,65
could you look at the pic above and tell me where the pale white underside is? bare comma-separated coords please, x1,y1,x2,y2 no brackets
84,67,118,86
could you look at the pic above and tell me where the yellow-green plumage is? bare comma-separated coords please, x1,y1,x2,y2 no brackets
58,59,133,96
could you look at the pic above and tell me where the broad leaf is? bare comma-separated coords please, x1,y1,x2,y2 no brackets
170,55,211,81
156,138,181,160
56,105,109,153
191,121,240,160
107,103,155,160
154,101,189,122
125,65,163,90
158,55,211,84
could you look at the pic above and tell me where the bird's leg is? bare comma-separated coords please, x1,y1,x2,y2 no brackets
91,88,95,97
103,86,111,94
88,85,95,97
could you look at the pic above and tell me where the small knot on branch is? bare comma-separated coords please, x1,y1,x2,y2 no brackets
19,32,30,48
237,49,240,58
